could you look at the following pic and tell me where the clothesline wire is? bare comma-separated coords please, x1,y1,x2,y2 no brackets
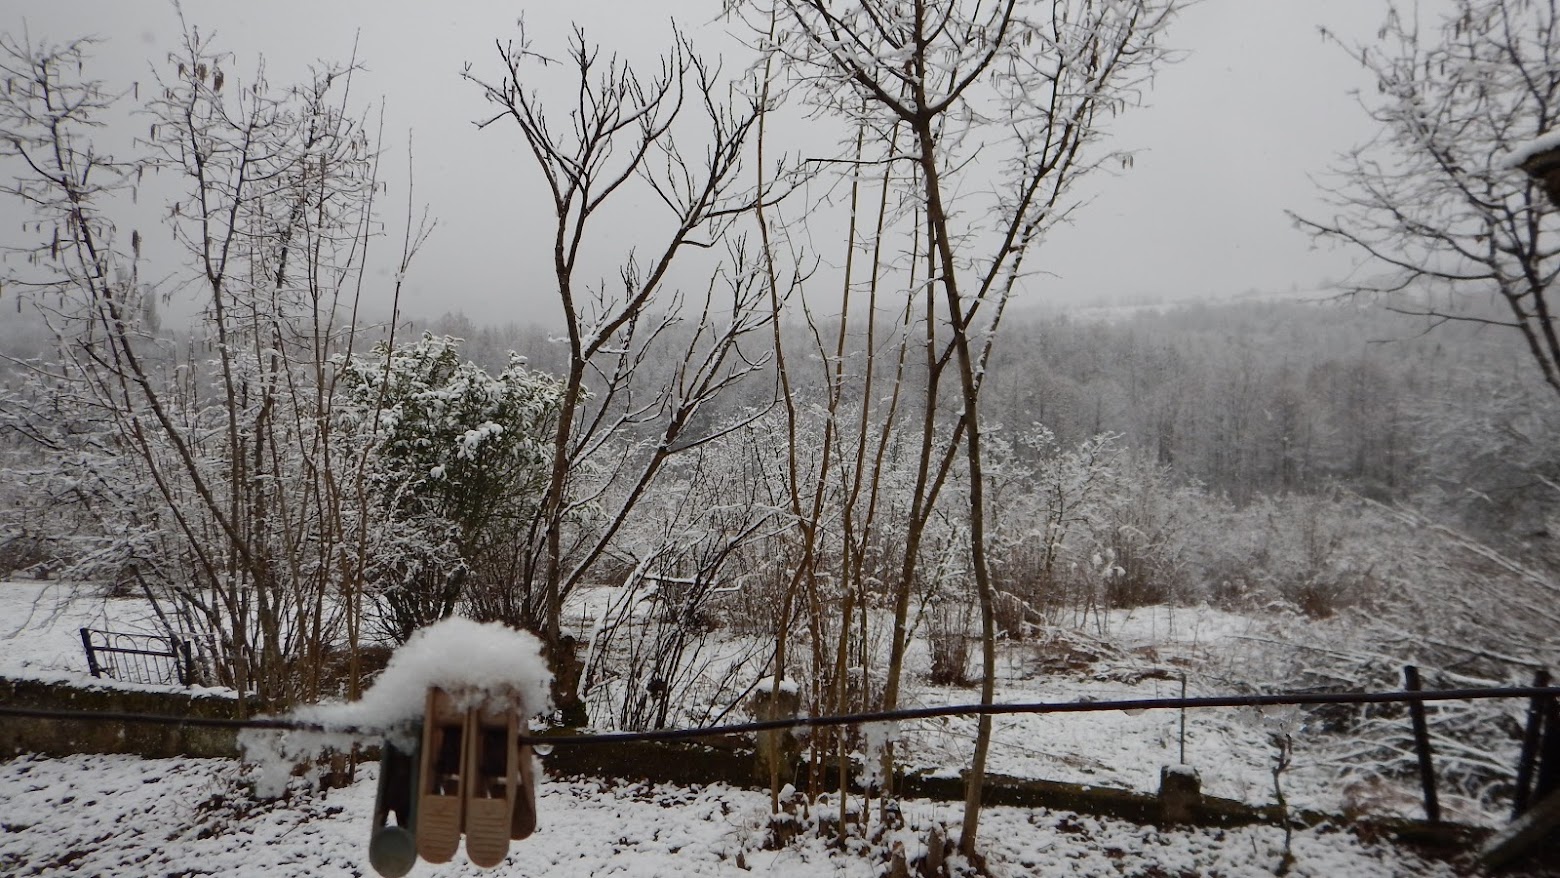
2,684,1555,746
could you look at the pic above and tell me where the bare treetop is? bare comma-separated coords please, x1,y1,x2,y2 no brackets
1297,0,1560,399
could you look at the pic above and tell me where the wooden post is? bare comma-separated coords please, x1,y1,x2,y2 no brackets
1538,691,1560,802
178,639,195,687
1513,669,1551,819
1404,666,1440,823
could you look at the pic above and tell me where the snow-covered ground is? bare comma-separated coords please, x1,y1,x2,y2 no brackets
4,578,1545,875
0,579,164,685
0,753,1476,878
0,579,1459,822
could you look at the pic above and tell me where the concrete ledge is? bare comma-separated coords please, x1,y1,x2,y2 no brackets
893,768,1485,850
0,677,241,759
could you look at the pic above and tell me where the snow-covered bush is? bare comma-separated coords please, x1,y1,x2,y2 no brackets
985,428,1198,627
1187,492,1392,619
336,334,564,643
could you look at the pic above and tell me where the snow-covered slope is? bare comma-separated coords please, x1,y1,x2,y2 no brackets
0,754,1471,878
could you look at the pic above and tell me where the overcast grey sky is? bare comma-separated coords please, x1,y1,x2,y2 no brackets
6,1,1438,325
1042,0,1416,305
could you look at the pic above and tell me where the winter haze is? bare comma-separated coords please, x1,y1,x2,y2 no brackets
7,0,1443,323
3,0,1558,876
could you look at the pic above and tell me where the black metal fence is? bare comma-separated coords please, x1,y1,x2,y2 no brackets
1512,668,1559,819
79,627,196,687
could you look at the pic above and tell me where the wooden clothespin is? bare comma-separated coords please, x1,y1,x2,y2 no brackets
371,686,536,875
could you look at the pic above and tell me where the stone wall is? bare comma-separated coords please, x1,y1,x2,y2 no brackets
0,677,242,759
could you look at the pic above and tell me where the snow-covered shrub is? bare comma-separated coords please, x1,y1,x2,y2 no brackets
1183,492,1394,619
924,596,974,686
984,428,1202,625
576,428,785,730
983,426,1121,627
1088,455,1203,610
336,333,564,643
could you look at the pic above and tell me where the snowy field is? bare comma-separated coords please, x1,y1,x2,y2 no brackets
0,579,1471,823
0,579,177,687
3,578,1550,875
0,754,1479,878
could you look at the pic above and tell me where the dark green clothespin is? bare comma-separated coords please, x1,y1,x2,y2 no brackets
369,723,421,878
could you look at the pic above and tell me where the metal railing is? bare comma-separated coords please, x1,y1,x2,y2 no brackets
79,627,196,687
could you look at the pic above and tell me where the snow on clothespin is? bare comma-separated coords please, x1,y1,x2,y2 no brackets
236,619,550,877
322,619,550,877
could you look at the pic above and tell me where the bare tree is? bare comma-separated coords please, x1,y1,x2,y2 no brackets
732,0,1179,855
0,23,389,712
1295,0,1560,400
465,25,778,717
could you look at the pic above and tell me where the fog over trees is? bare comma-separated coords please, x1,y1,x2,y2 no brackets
1,0,1557,862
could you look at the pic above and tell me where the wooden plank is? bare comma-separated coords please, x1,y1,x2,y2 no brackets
1481,789,1560,871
